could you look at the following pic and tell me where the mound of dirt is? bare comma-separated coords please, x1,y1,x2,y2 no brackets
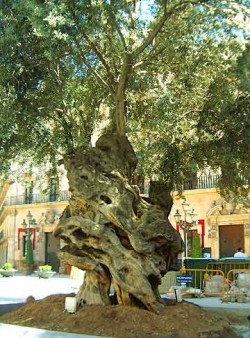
0,294,238,338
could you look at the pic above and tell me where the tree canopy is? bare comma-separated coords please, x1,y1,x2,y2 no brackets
0,0,249,196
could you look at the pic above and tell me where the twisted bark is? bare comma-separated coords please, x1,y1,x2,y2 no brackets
54,133,183,313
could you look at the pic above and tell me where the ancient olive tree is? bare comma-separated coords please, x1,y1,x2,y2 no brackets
0,0,249,312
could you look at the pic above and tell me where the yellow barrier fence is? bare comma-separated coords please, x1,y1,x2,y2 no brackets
207,260,250,278
161,266,250,303
178,268,226,298
161,268,227,299
222,269,250,303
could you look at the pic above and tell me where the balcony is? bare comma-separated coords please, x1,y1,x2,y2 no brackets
4,190,70,206
175,174,249,191
178,174,220,191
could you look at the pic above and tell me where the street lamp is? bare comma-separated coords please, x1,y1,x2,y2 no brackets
174,200,197,261
21,211,37,275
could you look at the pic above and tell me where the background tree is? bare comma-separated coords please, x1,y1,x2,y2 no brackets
127,3,250,198
0,0,249,312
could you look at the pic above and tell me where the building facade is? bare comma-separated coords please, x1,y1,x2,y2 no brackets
0,169,249,273
170,175,250,259
0,164,70,273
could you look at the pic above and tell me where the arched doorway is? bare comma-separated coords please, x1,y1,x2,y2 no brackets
207,199,250,258
219,224,244,257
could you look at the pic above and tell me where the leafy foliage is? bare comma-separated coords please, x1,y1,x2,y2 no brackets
127,1,250,196
39,264,52,272
191,235,202,258
0,0,249,196
2,262,13,270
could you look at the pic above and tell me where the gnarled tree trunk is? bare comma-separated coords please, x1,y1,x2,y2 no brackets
54,133,183,313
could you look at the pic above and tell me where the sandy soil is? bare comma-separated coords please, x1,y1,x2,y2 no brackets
205,307,250,325
0,294,241,338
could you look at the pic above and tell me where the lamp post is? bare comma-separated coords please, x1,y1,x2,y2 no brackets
174,200,197,261
22,211,37,275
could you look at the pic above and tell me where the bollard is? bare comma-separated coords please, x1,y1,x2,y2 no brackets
174,287,182,302
65,297,77,313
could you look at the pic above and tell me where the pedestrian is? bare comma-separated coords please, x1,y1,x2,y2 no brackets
234,247,247,258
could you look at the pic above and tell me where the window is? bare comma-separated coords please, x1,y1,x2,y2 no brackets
49,178,58,202
24,181,33,204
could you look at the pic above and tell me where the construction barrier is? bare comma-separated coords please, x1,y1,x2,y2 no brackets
222,269,250,303
161,265,250,304
162,267,226,299
206,259,250,278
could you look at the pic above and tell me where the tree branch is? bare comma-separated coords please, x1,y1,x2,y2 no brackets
71,36,114,94
104,4,127,51
67,4,117,90
133,0,208,58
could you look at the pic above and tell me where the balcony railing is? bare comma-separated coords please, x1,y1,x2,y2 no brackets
175,174,249,191
2,174,249,207
4,190,70,206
